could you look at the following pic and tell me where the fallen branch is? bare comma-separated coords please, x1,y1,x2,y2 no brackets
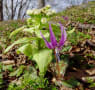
2,60,15,65
86,40,95,47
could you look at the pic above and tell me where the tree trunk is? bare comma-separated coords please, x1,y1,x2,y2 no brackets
0,0,3,21
11,0,14,19
38,0,45,9
83,0,88,3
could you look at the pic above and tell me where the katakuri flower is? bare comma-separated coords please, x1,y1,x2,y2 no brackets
40,23,67,50
62,16,68,21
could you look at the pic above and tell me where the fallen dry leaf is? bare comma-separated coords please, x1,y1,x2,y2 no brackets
86,68,95,75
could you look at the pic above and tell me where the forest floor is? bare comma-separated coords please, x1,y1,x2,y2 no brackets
0,1,95,90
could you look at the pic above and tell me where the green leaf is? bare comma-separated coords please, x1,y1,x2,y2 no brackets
66,78,80,87
59,58,69,76
67,28,75,34
0,74,3,85
23,28,34,34
62,46,72,52
89,83,95,88
16,44,33,57
62,78,80,88
35,30,49,38
9,65,26,77
3,65,13,72
10,26,26,38
33,49,52,76
4,37,36,53
62,81,73,88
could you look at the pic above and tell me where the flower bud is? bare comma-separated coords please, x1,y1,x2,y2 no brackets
26,10,32,15
41,18,47,24
46,5,51,8
33,9,41,15
52,10,56,14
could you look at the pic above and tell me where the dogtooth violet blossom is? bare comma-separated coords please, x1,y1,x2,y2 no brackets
40,23,67,61
62,16,68,21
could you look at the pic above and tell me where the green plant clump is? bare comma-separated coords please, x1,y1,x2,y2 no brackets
5,5,56,77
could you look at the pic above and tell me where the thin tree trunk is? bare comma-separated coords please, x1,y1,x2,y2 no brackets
11,0,14,19
83,0,88,3
17,0,24,19
38,0,45,9
0,0,3,21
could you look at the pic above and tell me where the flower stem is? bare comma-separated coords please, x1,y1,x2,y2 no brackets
54,49,61,80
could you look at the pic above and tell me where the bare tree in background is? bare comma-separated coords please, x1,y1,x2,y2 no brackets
2,0,45,20
11,0,14,19
0,0,3,21
83,0,88,3
38,0,45,8
3,0,34,20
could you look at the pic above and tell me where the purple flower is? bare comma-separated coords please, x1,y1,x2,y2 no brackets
40,23,67,50
62,16,68,21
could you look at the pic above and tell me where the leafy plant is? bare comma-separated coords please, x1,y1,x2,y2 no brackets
5,5,56,77
8,66,50,90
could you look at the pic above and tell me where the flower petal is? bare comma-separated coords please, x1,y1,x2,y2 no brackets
49,24,57,47
58,23,67,47
40,31,54,49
